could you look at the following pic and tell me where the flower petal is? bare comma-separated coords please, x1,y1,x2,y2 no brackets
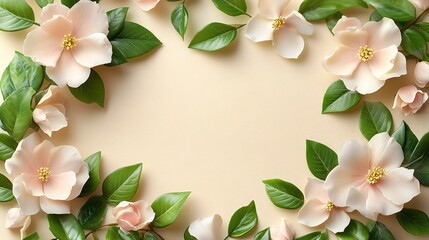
23,28,63,67
368,46,398,79
258,0,290,19
46,51,90,88
20,216,31,239
68,1,109,37
338,140,370,175
381,52,407,80
33,104,68,137
415,61,429,88
368,133,403,170
332,16,362,35
38,86,60,105
342,62,385,94
284,11,314,36
305,178,329,202
336,29,368,49
325,166,366,207
43,172,77,200
363,18,401,49
39,197,70,214
272,27,304,59
66,163,89,200
298,198,330,227
245,14,274,42
366,187,402,216
72,33,112,68
271,218,295,240
345,187,377,220
5,134,42,178
134,200,155,228
5,208,27,229
21,174,44,197
378,168,420,205
12,177,40,216
323,46,361,76
41,15,73,38
48,145,83,175
325,209,350,233
188,214,223,240
137,0,160,11
39,4,69,23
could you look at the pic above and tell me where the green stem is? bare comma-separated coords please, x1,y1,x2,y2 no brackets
84,223,117,239
148,225,166,240
224,236,229,240
402,8,429,31
245,13,252,18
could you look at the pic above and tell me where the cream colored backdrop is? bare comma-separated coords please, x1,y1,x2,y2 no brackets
0,0,428,239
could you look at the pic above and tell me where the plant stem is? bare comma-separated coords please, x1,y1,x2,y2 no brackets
148,225,166,240
224,236,229,240
245,13,252,18
402,8,429,31
84,223,117,239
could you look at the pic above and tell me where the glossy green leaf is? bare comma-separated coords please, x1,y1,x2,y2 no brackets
296,231,328,240
171,3,188,40
152,192,191,228
405,132,429,185
306,140,338,180
254,228,271,240
392,122,418,165
263,179,304,209
0,173,13,202
228,201,258,238
366,221,394,240
78,196,107,230
322,80,362,113
61,0,78,8
184,227,197,240
0,87,35,141
359,102,393,140
102,163,142,204
413,22,429,41
108,22,162,66
69,70,105,107
299,0,367,21
107,7,129,39
79,152,101,197
143,232,158,240
363,0,416,22
48,214,85,240
23,232,40,240
336,220,369,240
189,22,238,51
401,28,427,60
326,12,342,34
396,208,429,235
105,227,139,240
0,133,17,161
35,0,53,8
212,0,247,16
0,0,35,32
1,51,44,99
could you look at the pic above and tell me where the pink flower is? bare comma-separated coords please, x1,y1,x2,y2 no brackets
270,218,294,240
245,0,314,59
393,85,428,116
298,178,350,233
323,17,406,94
5,208,31,239
411,0,429,9
324,133,420,220
112,200,155,232
414,61,429,88
5,133,89,215
188,214,223,240
23,0,112,88
137,0,160,11
33,86,67,137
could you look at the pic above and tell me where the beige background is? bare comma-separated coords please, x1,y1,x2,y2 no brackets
0,0,428,239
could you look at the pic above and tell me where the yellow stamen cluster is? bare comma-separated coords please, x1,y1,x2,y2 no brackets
38,167,51,182
62,34,77,50
326,201,334,212
366,166,386,184
358,45,374,62
272,17,286,30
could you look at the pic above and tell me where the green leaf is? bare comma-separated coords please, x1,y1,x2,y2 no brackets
69,70,105,107
228,201,258,238
392,122,418,165
263,179,304,209
0,87,35,141
102,163,142,204
107,8,129,39
105,227,139,240
189,22,238,51
48,214,85,240
61,0,78,8
212,0,247,16
0,173,13,202
23,232,40,240
326,12,342,34
151,192,191,228
306,140,338,180
336,220,369,240
108,22,162,67
254,228,271,240
0,0,35,32
413,22,429,41
296,231,328,240
78,196,107,230
35,0,53,8
171,3,188,40
1,51,44,99
0,133,17,161
184,227,197,240
396,208,429,236
406,132,429,185
363,0,416,22
366,221,394,240
143,232,158,240
401,28,427,60
79,152,101,197
359,102,393,140
299,0,367,21
322,80,362,113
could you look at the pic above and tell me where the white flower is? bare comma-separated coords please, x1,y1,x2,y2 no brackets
137,0,160,11
414,61,429,88
188,214,223,240
5,208,31,239
393,85,428,116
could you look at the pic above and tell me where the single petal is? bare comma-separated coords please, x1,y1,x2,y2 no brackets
258,0,290,19
304,178,329,202
338,140,369,175
5,208,27,229
346,187,377,220
23,28,63,67
188,214,223,240
72,33,112,68
298,198,330,227
39,4,69,23
342,62,385,94
117,218,138,232
323,46,361,76
38,86,60,105
39,197,70,214
412,0,429,9
245,14,274,42
397,85,419,103
43,172,77,200
378,168,420,205
118,211,140,225
284,11,314,36
46,51,91,88
33,140,55,168
48,145,83,175
5,133,42,178
137,0,160,11
408,91,427,109
366,186,402,216
41,15,73,38
415,61,429,88
336,29,368,50
12,178,40,216
363,18,401,49
272,27,304,59
380,52,407,80
271,218,294,240
33,105,68,137
324,167,366,207
134,200,155,228
368,46,398,79
332,16,362,35
325,209,350,233
21,174,44,197
20,216,31,239
368,133,403,170
68,1,109,37
66,163,89,200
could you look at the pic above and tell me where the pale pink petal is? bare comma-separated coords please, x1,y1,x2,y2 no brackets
408,91,425,109
39,4,69,23
337,140,369,175
325,209,350,233
23,28,63,67
12,178,40,216
33,105,68,137
305,178,329,202
71,33,112,68
39,197,70,214
39,86,60,105
245,15,274,42
48,145,83,175
378,168,420,205
332,16,362,35
272,27,304,59
43,172,77,200
20,216,31,239
325,167,366,207
323,46,361,76
271,218,294,240
46,51,90,88
118,211,140,225
336,29,368,50
298,198,330,227
368,46,398,79
342,63,385,94
188,214,223,240
258,0,290,19
366,187,402,216
415,61,429,88
5,208,27,229
5,134,41,178
134,200,155,229
284,11,314,36
117,218,138,232
66,163,89,200
363,18,401,49
33,140,55,167
379,52,407,80
368,133,403,170
397,85,419,103
137,0,160,11
41,15,73,38
68,1,109,37
21,174,44,197
412,0,429,9
346,187,377,220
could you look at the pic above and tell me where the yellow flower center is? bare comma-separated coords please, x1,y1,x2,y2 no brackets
366,166,386,184
38,167,51,182
62,34,77,50
358,45,374,62
326,201,335,212
272,17,286,31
